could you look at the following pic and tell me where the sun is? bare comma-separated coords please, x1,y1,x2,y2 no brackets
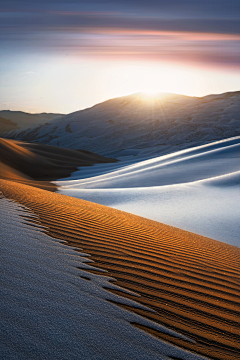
142,90,159,97
138,91,176,103
139,91,161,101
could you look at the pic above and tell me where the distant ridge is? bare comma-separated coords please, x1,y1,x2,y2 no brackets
3,91,240,157
0,110,65,133
0,116,19,136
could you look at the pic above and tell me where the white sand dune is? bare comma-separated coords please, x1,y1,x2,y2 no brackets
57,136,240,246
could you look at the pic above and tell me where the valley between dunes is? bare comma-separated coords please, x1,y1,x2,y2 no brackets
1,136,240,360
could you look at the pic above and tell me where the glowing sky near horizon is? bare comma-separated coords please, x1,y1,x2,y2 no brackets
0,0,239,113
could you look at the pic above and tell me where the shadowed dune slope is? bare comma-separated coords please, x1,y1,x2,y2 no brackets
1,179,239,360
0,160,57,191
0,138,116,189
0,161,31,182
0,116,19,136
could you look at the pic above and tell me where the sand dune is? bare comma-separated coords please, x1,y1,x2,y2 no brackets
0,138,116,189
0,116,19,136
1,196,209,360
57,136,240,245
58,136,239,187
1,134,239,359
1,179,240,360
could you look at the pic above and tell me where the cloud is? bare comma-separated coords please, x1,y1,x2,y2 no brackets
0,1,239,69
2,0,240,18
0,10,239,34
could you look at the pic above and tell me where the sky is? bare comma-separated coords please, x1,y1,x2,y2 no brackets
0,0,239,113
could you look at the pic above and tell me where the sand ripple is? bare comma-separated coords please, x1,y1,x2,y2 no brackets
1,179,240,360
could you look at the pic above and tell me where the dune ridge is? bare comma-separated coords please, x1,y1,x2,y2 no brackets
1,179,240,360
0,138,116,190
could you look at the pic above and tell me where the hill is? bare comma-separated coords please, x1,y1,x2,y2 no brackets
0,110,64,136
4,91,240,157
0,116,19,136
0,138,116,190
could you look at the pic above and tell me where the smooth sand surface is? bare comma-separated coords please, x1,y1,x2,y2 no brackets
56,136,240,245
0,138,116,190
1,178,240,360
0,116,19,136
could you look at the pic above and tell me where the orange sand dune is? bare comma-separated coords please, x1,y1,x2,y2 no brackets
0,138,116,189
0,160,57,191
1,178,239,360
0,161,31,182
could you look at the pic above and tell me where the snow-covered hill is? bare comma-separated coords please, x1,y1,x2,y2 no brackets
6,91,240,157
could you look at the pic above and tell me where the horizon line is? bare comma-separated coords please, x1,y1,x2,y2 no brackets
1,89,239,115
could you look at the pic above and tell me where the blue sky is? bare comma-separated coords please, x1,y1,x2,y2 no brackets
0,0,239,113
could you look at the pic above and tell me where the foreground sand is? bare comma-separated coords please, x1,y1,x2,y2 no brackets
1,178,240,360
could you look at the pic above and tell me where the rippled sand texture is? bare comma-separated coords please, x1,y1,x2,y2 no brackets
57,136,240,245
1,179,240,360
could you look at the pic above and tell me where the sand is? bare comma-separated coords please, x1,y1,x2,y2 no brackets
1,178,240,360
56,136,240,245
2,196,209,360
0,137,116,190
1,137,240,359
0,116,19,136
